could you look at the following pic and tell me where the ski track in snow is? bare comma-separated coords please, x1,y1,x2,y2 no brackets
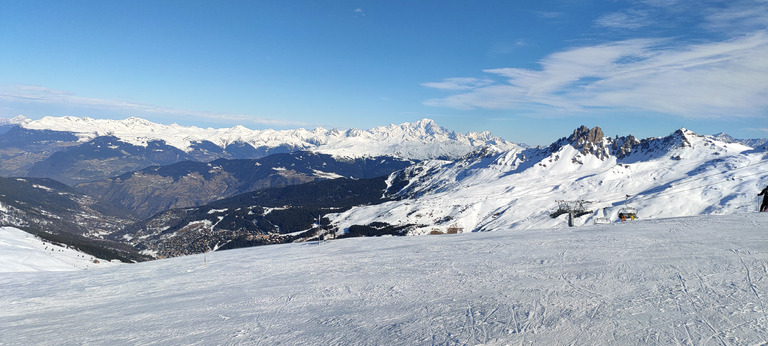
1,213,766,345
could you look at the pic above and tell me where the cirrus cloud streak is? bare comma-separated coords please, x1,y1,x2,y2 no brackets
0,85,306,127
424,31,768,119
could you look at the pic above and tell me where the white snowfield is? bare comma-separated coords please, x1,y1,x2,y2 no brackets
2,213,766,345
17,116,520,160
0,227,118,272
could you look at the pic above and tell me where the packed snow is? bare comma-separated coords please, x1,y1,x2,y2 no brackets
0,227,119,272
1,213,766,344
17,116,521,160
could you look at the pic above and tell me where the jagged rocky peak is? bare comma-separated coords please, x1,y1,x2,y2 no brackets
644,128,696,151
569,125,604,145
672,128,694,147
612,134,639,158
566,125,609,159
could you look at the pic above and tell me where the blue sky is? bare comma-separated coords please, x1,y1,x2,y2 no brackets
1,0,766,145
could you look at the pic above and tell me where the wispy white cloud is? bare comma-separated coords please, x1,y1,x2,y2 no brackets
0,85,306,127
421,78,494,91
423,32,768,119
597,0,768,35
595,10,651,30
702,1,768,33
641,0,684,7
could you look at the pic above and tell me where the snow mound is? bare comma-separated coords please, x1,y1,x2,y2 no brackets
1,213,766,344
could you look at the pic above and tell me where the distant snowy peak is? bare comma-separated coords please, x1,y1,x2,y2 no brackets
712,132,737,143
714,132,768,148
374,118,444,136
19,116,519,160
625,127,761,161
317,119,522,159
17,117,761,162
23,116,222,149
0,115,30,125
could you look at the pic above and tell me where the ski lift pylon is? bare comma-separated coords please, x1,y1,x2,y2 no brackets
550,200,593,227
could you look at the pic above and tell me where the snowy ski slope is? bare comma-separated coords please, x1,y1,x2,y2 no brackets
0,227,119,272
1,213,766,345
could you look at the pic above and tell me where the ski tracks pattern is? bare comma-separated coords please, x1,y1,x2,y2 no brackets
2,213,767,345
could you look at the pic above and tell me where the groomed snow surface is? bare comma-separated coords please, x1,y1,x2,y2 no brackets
2,213,767,345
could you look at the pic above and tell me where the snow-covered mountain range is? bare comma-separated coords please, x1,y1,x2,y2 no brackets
102,124,768,259
0,115,766,259
0,116,521,185
328,126,768,235
15,115,521,160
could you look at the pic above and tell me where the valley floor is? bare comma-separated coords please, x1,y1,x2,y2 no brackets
2,213,767,345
